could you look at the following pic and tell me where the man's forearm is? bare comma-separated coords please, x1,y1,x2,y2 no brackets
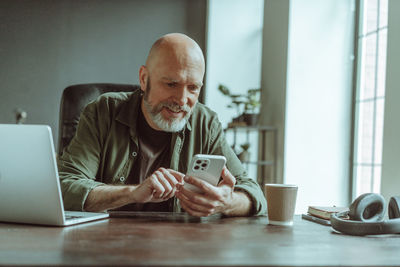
83,185,138,212
223,191,253,217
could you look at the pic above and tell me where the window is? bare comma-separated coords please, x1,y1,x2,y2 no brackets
352,0,388,197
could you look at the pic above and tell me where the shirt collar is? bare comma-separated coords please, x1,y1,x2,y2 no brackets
116,89,141,129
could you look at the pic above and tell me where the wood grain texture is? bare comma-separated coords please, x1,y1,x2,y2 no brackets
1,216,400,266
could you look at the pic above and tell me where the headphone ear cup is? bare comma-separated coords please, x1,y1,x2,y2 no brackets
348,193,385,222
389,196,400,219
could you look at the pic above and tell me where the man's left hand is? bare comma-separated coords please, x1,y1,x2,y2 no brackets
175,166,236,217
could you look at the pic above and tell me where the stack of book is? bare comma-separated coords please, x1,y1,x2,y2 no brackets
302,206,349,226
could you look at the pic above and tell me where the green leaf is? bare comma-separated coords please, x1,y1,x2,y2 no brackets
218,84,231,96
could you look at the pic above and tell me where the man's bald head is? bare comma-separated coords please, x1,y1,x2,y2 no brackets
145,33,205,75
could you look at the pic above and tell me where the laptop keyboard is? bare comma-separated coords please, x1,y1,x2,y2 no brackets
65,215,84,220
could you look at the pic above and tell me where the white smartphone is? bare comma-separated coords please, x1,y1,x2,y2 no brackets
184,154,227,193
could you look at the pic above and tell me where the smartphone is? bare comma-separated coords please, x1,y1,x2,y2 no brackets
183,154,227,193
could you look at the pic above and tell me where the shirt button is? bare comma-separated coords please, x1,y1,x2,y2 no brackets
119,176,125,182
132,151,137,157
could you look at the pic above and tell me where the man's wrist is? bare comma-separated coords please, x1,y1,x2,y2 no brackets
222,190,252,217
126,184,141,203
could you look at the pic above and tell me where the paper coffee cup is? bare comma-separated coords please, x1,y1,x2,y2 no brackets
265,184,298,226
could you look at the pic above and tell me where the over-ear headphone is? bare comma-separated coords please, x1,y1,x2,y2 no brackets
330,193,400,235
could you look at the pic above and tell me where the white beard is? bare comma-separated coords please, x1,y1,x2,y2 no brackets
143,98,195,132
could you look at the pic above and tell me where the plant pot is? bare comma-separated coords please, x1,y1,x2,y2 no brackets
242,113,259,126
232,114,245,123
238,151,250,163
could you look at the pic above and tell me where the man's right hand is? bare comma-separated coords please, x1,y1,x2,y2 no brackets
132,168,185,203
84,168,185,212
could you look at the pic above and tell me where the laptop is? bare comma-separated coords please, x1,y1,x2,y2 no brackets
0,124,109,226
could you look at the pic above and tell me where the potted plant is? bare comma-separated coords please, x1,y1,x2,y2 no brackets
218,84,261,126
238,142,251,162
242,88,261,126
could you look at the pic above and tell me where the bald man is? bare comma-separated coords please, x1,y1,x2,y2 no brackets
58,33,267,217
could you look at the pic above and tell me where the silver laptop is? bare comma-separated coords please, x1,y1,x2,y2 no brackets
0,124,109,226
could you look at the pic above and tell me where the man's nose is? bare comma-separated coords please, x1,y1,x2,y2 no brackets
174,86,188,106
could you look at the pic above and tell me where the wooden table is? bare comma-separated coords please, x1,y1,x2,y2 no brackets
1,215,399,266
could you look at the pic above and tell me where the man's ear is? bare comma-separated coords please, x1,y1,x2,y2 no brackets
139,65,148,92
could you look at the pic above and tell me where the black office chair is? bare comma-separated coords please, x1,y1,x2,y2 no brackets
58,83,141,155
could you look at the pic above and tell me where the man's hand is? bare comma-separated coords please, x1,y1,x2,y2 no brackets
84,168,185,212
176,166,241,217
133,168,185,203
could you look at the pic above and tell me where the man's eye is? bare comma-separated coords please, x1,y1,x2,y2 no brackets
189,86,199,92
167,83,177,88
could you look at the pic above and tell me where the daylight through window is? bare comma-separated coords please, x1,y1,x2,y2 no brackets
353,0,388,197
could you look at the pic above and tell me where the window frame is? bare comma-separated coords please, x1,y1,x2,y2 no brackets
350,0,389,200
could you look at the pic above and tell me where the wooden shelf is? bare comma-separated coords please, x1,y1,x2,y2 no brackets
225,126,277,186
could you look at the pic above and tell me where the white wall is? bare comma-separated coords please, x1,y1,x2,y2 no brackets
205,0,264,180
205,0,264,128
261,0,355,213
381,0,400,202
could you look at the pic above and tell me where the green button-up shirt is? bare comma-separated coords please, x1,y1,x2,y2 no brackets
58,90,267,215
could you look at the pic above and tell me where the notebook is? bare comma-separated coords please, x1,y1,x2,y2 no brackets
0,124,109,226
